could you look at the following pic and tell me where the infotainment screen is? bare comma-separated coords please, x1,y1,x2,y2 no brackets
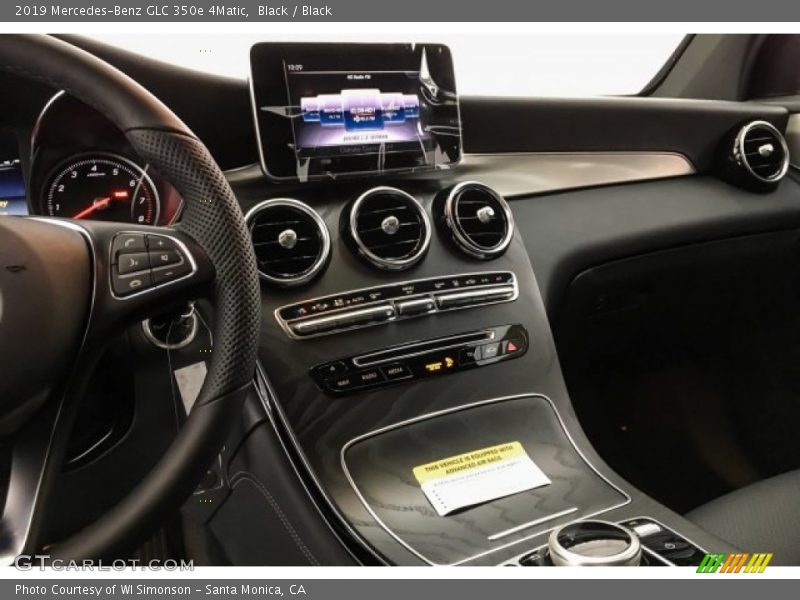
250,43,461,181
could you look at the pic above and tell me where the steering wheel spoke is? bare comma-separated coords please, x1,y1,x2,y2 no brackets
0,219,214,563
0,400,62,563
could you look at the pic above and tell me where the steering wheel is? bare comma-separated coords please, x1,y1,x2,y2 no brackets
0,35,260,561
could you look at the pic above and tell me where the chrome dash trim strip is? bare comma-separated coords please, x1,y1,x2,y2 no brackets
425,152,696,199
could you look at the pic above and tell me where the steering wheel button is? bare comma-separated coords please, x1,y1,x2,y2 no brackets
152,260,191,285
111,233,146,260
149,250,180,267
146,234,178,251
117,252,150,275
112,270,153,296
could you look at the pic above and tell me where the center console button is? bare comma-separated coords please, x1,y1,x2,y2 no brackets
315,361,349,377
480,343,501,360
459,346,480,365
629,522,662,538
291,320,320,336
519,549,547,566
325,374,358,392
381,363,412,381
290,314,338,336
336,304,395,328
396,297,435,316
435,285,515,309
355,369,385,386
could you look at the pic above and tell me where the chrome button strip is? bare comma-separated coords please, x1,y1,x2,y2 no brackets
436,285,516,309
276,271,519,340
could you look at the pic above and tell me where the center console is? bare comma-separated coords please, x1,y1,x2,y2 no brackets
236,41,736,566
247,178,731,564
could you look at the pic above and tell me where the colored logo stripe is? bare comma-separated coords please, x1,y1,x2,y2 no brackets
697,553,725,573
697,552,773,573
745,553,773,573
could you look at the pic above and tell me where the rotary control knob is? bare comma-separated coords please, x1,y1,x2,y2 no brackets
548,520,642,566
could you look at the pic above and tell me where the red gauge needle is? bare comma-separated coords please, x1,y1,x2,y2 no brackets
72,190,129,219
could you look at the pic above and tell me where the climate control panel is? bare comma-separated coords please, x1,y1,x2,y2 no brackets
276,271,518,339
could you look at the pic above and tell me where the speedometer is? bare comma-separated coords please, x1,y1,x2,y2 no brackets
44,153,160,224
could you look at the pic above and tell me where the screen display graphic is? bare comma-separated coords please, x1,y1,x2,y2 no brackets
289,73,429,159
0,133,27,216
250,43,461,181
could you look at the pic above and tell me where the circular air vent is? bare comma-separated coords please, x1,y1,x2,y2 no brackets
347,187,431,270
437,182,514,259
733,121,789,185
245,198,330,286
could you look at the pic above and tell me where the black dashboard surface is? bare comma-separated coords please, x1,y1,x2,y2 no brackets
512,174,800,314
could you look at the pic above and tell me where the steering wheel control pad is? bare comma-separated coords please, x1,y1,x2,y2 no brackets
110,231,194,297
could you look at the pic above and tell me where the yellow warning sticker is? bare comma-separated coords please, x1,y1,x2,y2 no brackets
412,441,551,516
413,441,528,484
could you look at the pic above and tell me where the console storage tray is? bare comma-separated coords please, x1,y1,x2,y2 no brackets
343,395,629,565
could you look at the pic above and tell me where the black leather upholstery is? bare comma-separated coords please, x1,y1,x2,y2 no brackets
686,470,800,565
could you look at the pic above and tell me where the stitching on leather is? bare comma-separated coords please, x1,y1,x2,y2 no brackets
228,471,320,566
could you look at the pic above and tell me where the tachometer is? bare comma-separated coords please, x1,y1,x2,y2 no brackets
44,153,160,224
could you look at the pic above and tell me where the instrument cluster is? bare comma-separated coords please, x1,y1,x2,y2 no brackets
29,92,183,225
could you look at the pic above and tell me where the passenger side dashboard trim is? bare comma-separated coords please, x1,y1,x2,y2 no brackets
441,152,696,199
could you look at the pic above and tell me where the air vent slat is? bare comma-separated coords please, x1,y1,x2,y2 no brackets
253,237,316,248
259,255,320,265
348,187,430,270
356,222,421,234
246,199,330,287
